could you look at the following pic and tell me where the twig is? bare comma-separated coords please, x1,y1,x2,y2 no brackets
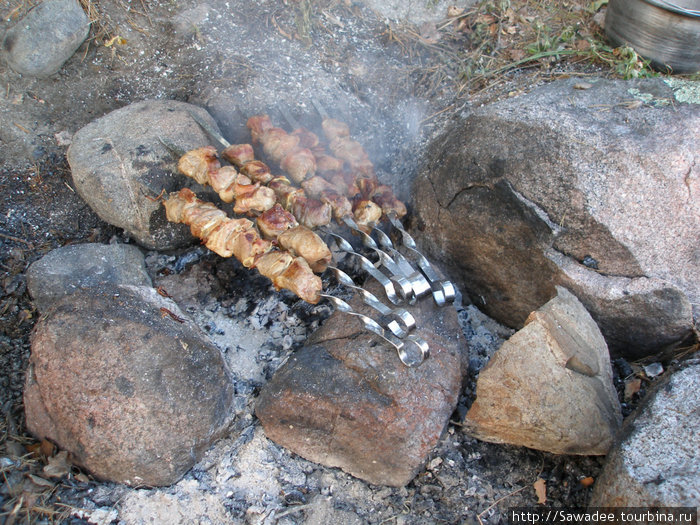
477,485,528,525
274,502,313,519
420,105,455,125
0,231,33,247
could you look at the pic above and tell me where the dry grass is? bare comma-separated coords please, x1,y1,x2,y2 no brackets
378,0,698,100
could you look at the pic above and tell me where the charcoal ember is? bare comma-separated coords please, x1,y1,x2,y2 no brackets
255,280,468,487
24,284,235,487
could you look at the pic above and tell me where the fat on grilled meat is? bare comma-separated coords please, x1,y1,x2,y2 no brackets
163,189,321,304
177,147,276,214
277,225,332,273
256,203,298,239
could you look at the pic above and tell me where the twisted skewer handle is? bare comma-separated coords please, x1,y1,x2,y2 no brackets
328,265,416,339
324,229,409,305
320,294,429,367
387,213,456,307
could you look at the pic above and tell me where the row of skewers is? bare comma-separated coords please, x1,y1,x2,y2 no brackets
163,105,454,366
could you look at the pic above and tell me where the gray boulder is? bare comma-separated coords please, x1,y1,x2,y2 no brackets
26,243,151,313
413,77,699,358
67,100,221,250
2,0,89,77
256,280,468,487
590,362,700,507
463,287,622,455
24,285,235,486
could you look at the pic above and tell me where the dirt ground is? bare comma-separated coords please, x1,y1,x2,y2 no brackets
0,0,675,523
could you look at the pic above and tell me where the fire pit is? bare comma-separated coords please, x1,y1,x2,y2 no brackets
162,106,456,367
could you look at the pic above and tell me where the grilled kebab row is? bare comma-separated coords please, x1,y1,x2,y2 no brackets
164,113,408,304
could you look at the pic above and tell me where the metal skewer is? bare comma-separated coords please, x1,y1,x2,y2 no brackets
324,229,407,306
187,111,232,148
341,216,431,302
328,265,416,339
319,293,429,367
387,212,456,307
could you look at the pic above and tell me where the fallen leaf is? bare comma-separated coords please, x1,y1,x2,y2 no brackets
28,474,54,488
575,39,592,51
624,377,642,400
580,476,595,487
533,478,547,504
573,82,593,90
74,472,90,483
104,35,127,47
509,49,526,61
476,13,496,25
39,439,55,458
43,451,72,478
447,6,464,17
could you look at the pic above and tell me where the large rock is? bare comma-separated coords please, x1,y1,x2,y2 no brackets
590,362,700,507
26,243,151,313
413,77,699,358
67,100,221,250
24,285,235,486
255,281,468,487
1,0,89,77
463,287,622,455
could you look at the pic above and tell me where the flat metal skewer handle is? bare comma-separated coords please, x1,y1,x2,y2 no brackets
370,224,432,300
324,229,408,305
328,265,416,339
387,213,456,307
341,216,418,304
320,294,429,367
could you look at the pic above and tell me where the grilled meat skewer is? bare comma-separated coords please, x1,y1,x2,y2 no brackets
164,189,322,304
178,146,276,215
222,143,333,230
177,146,331,273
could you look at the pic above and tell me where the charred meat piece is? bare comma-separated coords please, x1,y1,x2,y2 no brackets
315,153,345,175
274,257,322,305
290,194,332,229
163,189,321,303
256,203,298,239
261,127,301,163
178,146,221,185
291,127,320,149
352,198,382,232
301,176,352,220
280,147,316,183
177,148,275,214
240,160,274,184
277,225,332,273
371,184,407,218
247,115,274,143
321,118,350,141
221,143,255,166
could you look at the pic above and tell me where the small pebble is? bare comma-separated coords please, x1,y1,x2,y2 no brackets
643,362,664,378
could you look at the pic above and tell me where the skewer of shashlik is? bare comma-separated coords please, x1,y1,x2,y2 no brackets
176,146,332,273
247,115,388,231
163,188,322,304
220,143,333,229
305,103,455,306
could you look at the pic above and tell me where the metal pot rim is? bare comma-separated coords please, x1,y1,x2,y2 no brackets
638,0,700,18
